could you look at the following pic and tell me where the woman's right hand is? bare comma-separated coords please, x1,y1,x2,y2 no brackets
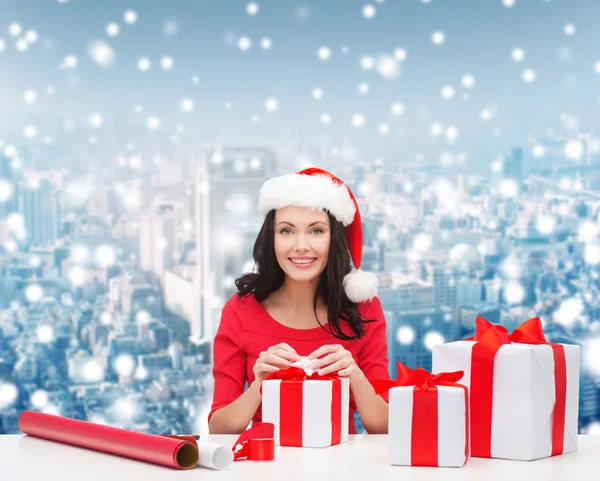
253,343,301,383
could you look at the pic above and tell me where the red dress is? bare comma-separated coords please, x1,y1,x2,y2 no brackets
208,292,389,434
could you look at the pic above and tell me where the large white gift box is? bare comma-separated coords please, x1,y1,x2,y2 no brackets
432,317,580,461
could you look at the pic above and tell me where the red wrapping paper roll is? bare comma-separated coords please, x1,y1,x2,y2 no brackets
18,411,199,470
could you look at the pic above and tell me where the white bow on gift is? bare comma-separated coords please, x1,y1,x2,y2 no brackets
290,357,317,377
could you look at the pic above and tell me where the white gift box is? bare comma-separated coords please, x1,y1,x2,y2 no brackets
432,340,580,461
389,385,468,467
261,377,350,448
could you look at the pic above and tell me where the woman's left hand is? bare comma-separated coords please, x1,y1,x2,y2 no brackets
307,344,362,378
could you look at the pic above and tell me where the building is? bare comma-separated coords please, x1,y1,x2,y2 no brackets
426,262,458,309
0,155,19,220
18,179,61,247
139,202,178,285
194,148,277,341
388,307,460,375
503,147,523,180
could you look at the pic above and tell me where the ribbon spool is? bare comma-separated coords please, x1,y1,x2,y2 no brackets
232,422,275,461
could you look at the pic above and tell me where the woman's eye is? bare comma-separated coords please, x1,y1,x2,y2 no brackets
312,229,323,234
281,229,291,235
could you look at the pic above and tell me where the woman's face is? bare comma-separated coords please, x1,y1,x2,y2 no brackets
273,205,331,282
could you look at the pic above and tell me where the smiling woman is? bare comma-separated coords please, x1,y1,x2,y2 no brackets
208,167,391,436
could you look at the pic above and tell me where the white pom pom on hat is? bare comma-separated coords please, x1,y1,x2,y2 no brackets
258,167,378,303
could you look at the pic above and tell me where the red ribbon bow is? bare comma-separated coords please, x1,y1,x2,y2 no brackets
373,362,469,467
466,316,567,458
264,366,340,382
232,422,275,461
262,366,343,447
372,363,465,394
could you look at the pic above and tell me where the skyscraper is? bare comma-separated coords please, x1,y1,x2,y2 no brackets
18,179,61,246
0,155,19,220
503,147,524,180
194,148,277,341
139,202,178,284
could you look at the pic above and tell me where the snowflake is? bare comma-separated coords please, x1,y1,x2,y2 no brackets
360,56,375,70
462,74,475,88
441,85,455,99
246,2,260,16
23,89,37,104
424,331,444,350
512,48,525,62
8,23,22,37
89,113,104,127
564,139,583,159
261,37,272,50
504,280,525,304
391,102,404,116
265,97,278,112
351,113,365,127
362,4,376,19
396,326,415,345
238,37,252,51
378,123,390,135
95,244,117,267
530,145,545,161
317,46,331,61
181,98,194,112
25,284,44,302
146,116,161,130
106,23,120,37
394,48,407,62
432,31,445,46
446,126,459,143
564,23,576,36
430,122,443,136
522,69,536,83
163,19,179,37
123,10,138,25
137,57,151,72
88,40,115,68
160,56,174,70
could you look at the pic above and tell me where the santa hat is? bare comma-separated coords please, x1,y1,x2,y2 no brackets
258,167,378,303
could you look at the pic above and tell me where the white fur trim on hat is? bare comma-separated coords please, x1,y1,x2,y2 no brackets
343,269,379,303
258,173,356,226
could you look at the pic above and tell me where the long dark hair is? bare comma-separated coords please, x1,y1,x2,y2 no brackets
235,209,375,340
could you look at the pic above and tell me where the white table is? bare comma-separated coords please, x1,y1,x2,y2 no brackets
1,434,598,480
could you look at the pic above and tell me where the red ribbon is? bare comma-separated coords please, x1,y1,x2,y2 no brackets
466,316,567,458
263,367,343,447
232,422,275,461
373,362,469,467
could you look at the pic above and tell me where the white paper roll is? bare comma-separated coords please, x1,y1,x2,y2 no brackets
196,439,234,470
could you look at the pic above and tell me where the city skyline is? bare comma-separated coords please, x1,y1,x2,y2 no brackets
1,0,600,437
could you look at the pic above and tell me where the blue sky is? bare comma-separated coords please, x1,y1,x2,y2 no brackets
1,0,599,172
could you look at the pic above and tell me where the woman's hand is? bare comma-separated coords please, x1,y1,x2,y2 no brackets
307,344,361,379
253,342,301,383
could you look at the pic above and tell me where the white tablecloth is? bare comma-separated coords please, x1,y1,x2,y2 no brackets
1,433,597,480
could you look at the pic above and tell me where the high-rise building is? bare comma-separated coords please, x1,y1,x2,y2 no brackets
388,307,460,375
194,148,277,341
503,147,523,180
0,155,19,220
139,203,178,284
425,261,458,309
18,179,61,246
